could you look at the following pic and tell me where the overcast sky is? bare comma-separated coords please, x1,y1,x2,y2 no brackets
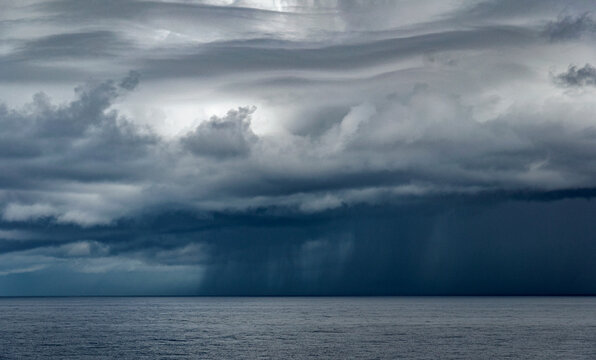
1,0,596,295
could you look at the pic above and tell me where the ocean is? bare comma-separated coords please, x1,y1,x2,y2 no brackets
0,297,594,359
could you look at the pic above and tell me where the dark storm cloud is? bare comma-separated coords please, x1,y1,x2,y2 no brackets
4,73,596,225
3,195,596,295
118,70,141,91
0,74,161,226
544,13,596,41
0,76,156,172
196,199,596,295
2,0,596,295
181,107,257,159
510,187,596,202
554,64,596,87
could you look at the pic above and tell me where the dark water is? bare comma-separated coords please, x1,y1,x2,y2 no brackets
0,297,595,359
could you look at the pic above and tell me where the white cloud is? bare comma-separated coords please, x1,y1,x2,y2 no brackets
3,203,58,222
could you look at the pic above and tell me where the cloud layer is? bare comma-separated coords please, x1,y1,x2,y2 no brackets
1,0,596,294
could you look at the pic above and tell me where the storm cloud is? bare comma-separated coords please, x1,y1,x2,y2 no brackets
544,13,596,41
1,0,596,295
555,63,596,87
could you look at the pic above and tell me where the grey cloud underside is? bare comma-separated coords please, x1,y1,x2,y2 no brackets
2,73,596,223
13,31,132,60
2,0,596,295
544,13,596,41
555,63,596,87
0,0,573,84
0,28,535,84
181,107,257,158
140,27,534,78
2,196,596,295
454,0,595,21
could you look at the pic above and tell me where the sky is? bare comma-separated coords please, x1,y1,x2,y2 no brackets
1,0,596,295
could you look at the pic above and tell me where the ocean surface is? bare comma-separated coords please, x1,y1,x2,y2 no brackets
0,297,594,359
